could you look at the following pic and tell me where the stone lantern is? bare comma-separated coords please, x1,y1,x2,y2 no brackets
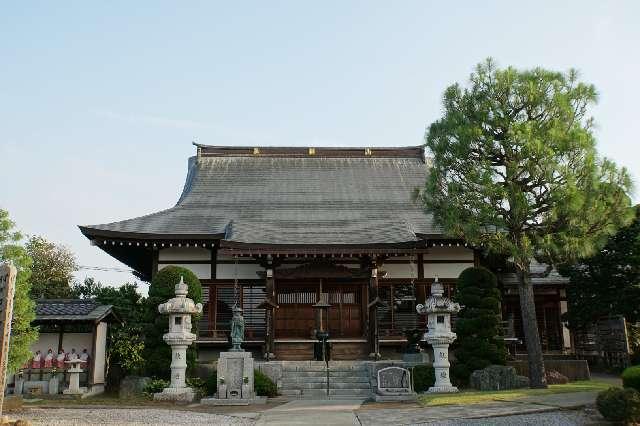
416,276,461,393
154,276,203,402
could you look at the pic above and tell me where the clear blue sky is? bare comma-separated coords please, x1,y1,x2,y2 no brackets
1,1,639,291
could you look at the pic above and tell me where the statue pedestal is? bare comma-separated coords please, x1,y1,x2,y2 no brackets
201,351,265,406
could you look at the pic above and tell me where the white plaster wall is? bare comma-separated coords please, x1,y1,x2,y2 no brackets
424,246,474,261
30,333,60,354
93,322,107,384
382,263,418,279
61,333,93,354
423,263,470,279
158,263,212,280
216,263,262,279
158,247,211,261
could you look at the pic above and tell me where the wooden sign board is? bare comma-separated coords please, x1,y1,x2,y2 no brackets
0,262,17,416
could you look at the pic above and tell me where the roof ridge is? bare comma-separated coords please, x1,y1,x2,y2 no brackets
193,143,425,160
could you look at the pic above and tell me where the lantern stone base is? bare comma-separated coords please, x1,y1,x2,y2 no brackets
153,387,196,403
427,385,459,393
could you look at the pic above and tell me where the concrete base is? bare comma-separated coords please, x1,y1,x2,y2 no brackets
374,393,417,402
153,387,196,403
200,396,267,406
427,385,459,393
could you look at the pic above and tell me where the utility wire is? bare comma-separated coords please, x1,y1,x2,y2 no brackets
77,265,135,273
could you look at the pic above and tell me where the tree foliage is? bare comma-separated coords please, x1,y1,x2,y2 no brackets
143,266,202,378
0,209,38,373
26,235,78,299
561,206,640,328
73,278,147,386
452,267,506,385
420,59,633,387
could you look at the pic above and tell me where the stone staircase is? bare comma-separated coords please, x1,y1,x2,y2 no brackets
278,361,372,399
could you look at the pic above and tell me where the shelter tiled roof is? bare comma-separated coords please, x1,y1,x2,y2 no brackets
80,145,440,245
35,299,116,322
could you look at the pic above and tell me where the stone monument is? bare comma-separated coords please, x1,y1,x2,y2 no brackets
374,366,417,402
153,276,202,402
416,276,461,393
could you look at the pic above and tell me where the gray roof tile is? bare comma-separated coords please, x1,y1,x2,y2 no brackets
82,150,440,245
35,299,114,322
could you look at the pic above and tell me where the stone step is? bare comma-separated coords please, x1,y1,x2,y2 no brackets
281,376,328,384
327,371,369,378
279,381,370,391
282,365,368,373
281,371,327,378
283,383,328,390
282,365,327,372
329,389,372,397
329,382,370,390
328,376,370,383
280,389,329,398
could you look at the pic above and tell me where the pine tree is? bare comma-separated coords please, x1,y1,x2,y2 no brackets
420,59,633,387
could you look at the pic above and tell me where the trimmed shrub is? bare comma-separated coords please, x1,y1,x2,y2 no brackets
142,378,170,397
206,371,218,396
622,365,640,392
255,369,277,397
452,267,506,386
412,365,435,392
596,387,640,423
143,266,203,379
186,377,207,398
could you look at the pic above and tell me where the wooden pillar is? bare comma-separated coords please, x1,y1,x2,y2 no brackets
151,249,159,279
265,267,276,359
368,262,380,359
417,253,424,280
57,324,65,353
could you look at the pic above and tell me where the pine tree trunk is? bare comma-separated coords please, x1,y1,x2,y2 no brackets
516,263,547,388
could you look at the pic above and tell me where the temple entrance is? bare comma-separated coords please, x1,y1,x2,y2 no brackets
274,281,364,339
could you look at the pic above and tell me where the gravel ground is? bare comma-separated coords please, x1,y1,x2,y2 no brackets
20,408,256,426
415,409,597,426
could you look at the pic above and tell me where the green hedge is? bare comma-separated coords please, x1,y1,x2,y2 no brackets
255,369,277,397
143,266,203,379
622,365,640,392
596,387,640,423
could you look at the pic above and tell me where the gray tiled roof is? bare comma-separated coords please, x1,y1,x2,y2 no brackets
500,261,569,287
82,151,440,245
35,299,114,322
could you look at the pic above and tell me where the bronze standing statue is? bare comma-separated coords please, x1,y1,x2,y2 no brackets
230,305,245,352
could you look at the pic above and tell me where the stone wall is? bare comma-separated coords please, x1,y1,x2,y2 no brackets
507,359,590,381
